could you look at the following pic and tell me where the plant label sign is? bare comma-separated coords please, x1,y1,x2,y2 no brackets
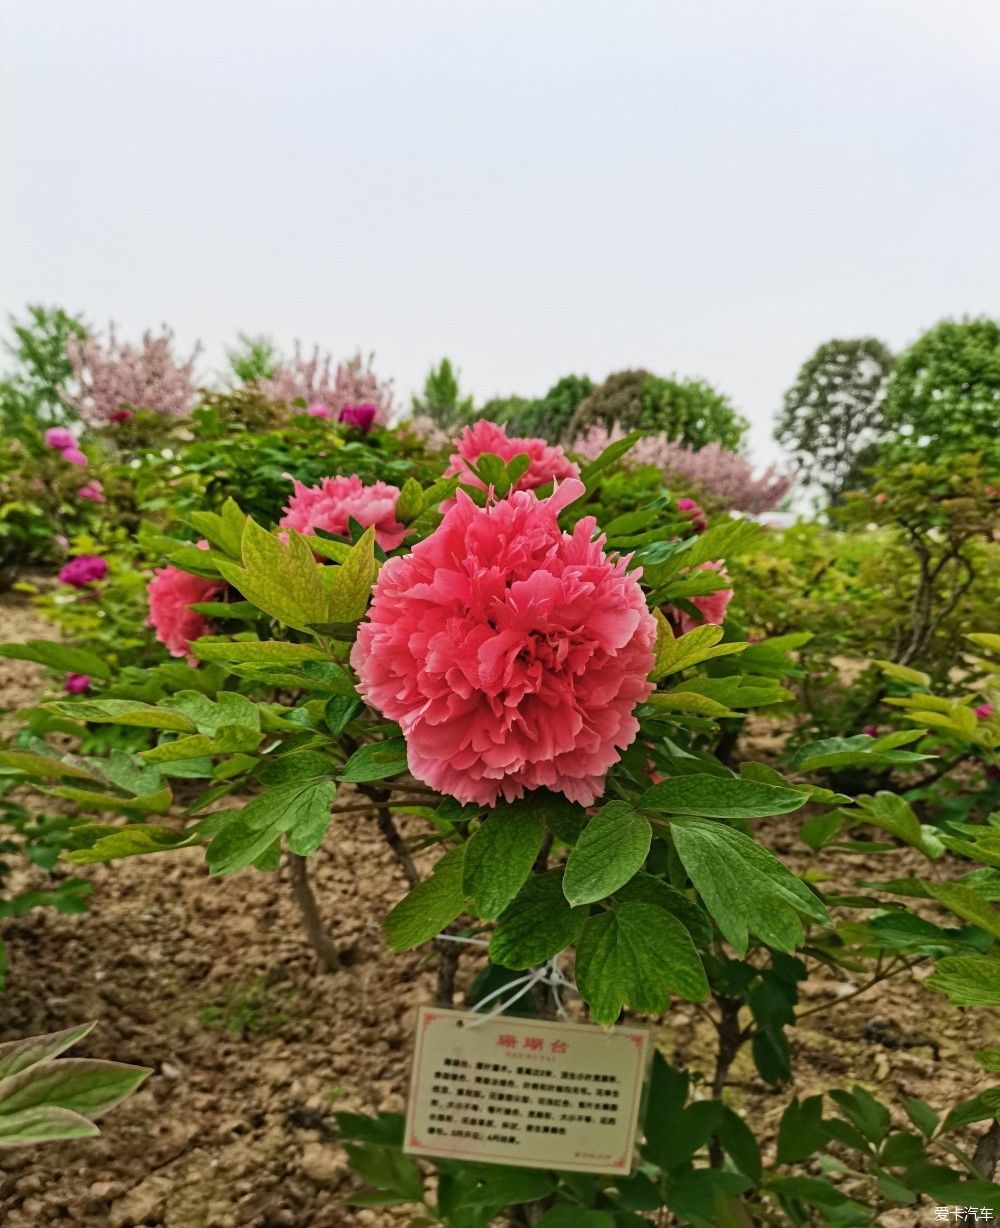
403,1006,651,1174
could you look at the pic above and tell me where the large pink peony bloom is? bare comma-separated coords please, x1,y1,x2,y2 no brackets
446,420,580,497
668,560,734,634
279,475,406,552
351,480,656,806
147,567,222,659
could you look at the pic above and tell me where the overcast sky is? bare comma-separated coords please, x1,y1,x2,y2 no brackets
3,1,999,464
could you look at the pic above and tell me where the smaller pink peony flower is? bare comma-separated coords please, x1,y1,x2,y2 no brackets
110,408,133,423
306,403,333,419
279,475,407,552
147,566,222,660
874,492,887,505
975,703,995,720
64,672,91,693
58,555,108,587
78,480,105,502
338,402,378,434
664,560,733,634
445,420,579,499
677,497,708,533
862,725,880,737
61,447,89,467
44,427,77,451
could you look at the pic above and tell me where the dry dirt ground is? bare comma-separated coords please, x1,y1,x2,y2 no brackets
0,590,995,1227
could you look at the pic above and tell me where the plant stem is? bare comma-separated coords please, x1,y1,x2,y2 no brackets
286,852,341,972
974,1120,1000,1181
359,784,421,887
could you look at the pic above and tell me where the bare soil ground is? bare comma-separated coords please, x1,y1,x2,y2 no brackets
0,591,994,1226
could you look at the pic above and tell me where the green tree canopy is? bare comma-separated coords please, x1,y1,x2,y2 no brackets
567,369,748,451
776,337,894,503
410,358,474,429
884,317,1000,469
1,305,87,438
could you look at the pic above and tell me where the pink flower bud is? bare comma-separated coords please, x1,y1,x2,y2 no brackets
676,497,708,533
77,480,105,503
58,555,108,587
61,447,89,467
306,403,333,419
64,673,91,693
975,704,995,720
862,725,879,737
110,408,134,423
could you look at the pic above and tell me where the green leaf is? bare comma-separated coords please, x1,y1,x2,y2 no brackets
717,1105,762,1182
44,700,196,732
0,1105,99,1146
0,640,112,680
640,775,807,819
206,780,337,875
340,738,409,783
873,659,931,687
646,691,736,717
187,498,246,557
776,1095,829,1163
902,1096,939,1139
563,802,651,906
0,750,98,782
615,874,713,947
575,902,708,1025
926,881,1000,939
140,726,263,764
650,620,747,680
216,519,328,632
463,802,546,919
0,1058,150,1120
192,640,329,666
325,526,377,623
793,734,932,772
383,846,467,951
66,824,194,864
489,870,585,969
670,818,828,955
49,785,173,815
0,1023,96,1082
927,954,1000,1006
578,430,642,485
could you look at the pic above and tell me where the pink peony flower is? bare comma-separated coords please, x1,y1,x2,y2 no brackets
976,704,995,720
677,497,708,533
306,403,333,419
279,475,407,552
666,560,733,634
446,420,580,498
147,566,222,659
77,480,105,503
58,555,108,587
351,479,656,806
338,402,378,434
64,673,91,693
61,447,89,467
862,725,880,737
44,427,77,451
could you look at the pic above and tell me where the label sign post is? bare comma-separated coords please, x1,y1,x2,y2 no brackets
404,1006,651,1175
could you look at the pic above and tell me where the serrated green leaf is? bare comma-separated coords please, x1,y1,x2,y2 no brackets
216,519,328,632
575,901,708,1025
640,774,807,819
325,526,377,623
463,802,546,919
384,846,467,951
651,621,747,680
563,802,651,906
670,818,828,954
489,870,585,969
206,779,337,875
925,881,1000,939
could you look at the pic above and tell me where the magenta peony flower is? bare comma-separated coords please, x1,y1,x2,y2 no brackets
147,566,222,660
976,703,995,719
351,479,656,806
77,480,105,502
64,673,91,693
677,497,708,533
862,725,880,737
58,555,108,587
667,560,733,634
61,447,89,467
44,427,77,451
279,475,407,552
446,420,580,498
338,402,378,434
306,403,333,419
110,408,133,423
